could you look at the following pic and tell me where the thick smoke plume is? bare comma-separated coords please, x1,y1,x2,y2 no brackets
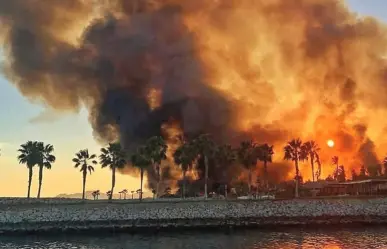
1,0,387,187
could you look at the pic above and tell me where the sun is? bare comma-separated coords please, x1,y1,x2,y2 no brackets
327,139,335,148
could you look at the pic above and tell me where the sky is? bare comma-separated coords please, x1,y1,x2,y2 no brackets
0,0,386,197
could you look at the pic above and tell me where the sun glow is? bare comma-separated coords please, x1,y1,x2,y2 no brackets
327,139,335,148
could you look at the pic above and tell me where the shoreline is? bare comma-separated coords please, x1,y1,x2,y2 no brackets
2,216,387,235
1,198,387,234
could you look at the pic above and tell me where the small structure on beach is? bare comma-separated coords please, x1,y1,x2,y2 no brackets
303,179,387,196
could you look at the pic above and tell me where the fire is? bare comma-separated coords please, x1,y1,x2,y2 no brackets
147,88,162,110
2,0,387,184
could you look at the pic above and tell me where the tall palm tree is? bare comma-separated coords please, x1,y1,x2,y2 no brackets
72,149,97,200
332,156,339,180
315,153,322,181
173,142,198,198
99,143,127,201
284,138,306,198
36,142,56,198
258,144,274,189
131,146,151,201
302,141,320,182
192,134,215,199
144,136,167,198
237,140,259,198
17,141,40,198
214,144,236,199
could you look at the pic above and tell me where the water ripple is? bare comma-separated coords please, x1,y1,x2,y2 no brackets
1,227,387,249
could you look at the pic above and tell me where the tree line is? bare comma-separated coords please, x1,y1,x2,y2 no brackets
19,135,378,199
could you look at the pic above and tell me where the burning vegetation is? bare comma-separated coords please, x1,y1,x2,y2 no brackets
1,0,387,192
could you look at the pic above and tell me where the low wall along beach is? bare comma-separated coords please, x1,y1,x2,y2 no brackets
2,198,387,234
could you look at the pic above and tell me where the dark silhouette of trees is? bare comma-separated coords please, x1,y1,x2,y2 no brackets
144,136,167,198
72,149,97,200
332,156,339,180
17,141,41,198
302,141,320,182
132,146,151,201
92,190,100,200
214,144,236,198
337,165,346,182
191,134,216,199
237,140,260,197
284,139,306,198
258,144,274,189
99,143,127,201
173,142,197,198
36,143,56,198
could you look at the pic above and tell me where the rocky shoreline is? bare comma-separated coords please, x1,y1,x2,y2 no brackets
1,198,387,234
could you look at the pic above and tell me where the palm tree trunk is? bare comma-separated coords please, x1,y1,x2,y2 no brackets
264,160,268,190
204,156,209,199
182,170,186,199
82,170,87,200
225,184,228,199
295,158,299,198
156,163,160,199
248,167,252,198
336,163,339,180
27,166,33,199
140,168,144,201
37,165,43,198
110,167,116,201
311,155,315,182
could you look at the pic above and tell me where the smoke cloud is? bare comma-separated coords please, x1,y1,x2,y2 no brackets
1,0,387,186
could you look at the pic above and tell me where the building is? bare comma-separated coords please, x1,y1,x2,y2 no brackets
303,179,387,196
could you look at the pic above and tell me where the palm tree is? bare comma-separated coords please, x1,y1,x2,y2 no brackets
332,156,339,180
35,142,56,198
284,138,306,198
258,144,274,190
99,143,127,201
131,190,135,199
95,190,100,200
106,190,112,199
144,136,167,198
237,141,260,198
173,142,198,199
214,144,236,199
122,189,128,199
131,146,151,201
92,190,99,200
72,149,97,200
192,134,215,199
136,189,142,199
302,141,320,182
17,141,40,198
383,156,387,177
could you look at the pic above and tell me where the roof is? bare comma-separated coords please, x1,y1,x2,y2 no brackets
338,179,387,185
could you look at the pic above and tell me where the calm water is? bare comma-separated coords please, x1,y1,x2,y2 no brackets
1,227,387,249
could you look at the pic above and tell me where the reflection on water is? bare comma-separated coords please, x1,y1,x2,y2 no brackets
1,227,387,249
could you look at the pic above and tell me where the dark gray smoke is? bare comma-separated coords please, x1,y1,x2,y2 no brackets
1,0,387,186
